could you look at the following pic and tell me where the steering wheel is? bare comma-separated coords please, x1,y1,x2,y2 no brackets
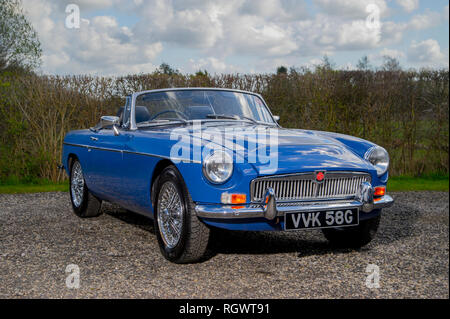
150,110,188,121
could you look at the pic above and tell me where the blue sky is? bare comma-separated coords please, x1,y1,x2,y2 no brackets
22,0,449,75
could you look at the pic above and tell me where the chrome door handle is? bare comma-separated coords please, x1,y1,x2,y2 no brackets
90,137,98,141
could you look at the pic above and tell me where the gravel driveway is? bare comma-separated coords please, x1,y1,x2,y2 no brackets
0,191,448,298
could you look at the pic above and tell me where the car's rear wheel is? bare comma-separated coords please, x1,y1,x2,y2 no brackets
154,165,210,263
322,214,381,248
69,159,102,218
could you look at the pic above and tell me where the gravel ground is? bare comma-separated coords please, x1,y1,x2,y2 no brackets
0,191,448,298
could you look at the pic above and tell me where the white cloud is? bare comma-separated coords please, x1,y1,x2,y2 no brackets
132,0,387,60
133,0,305,56
189,57,240,73
380,21,408,45
313,0,388,19
22,0,163,75
240,0,309,22
291,14,382,55
408,10,442,30
379,9,444,46
408,39,448,67
133,0,229,49
19,0,449,75
396,0,419,13
221,16,298,56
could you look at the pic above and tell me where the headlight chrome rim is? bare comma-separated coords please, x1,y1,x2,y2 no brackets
364,146,389,176
202,151,233,184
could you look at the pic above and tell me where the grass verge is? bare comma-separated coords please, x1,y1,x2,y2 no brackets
0,182,69,194
388,175,449,192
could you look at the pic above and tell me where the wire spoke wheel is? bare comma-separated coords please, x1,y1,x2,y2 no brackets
70,161,85,207
157,181,184,249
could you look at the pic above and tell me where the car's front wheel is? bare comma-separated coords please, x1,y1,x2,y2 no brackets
154,166,210,263
322,214,381,248
69,159,102,218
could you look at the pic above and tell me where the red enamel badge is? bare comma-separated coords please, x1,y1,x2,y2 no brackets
316,172,325,181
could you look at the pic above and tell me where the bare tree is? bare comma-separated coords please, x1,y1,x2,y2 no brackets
357,55,372,70
0,0,42,71
381,56,401,71
316,55,335,71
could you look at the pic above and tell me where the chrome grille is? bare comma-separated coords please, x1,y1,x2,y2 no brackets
251,172,371,202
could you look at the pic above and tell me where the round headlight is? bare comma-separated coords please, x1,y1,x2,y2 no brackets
364,146,389,176
202,151,233,184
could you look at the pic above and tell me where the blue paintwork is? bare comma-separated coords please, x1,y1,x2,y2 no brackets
62,92,389,232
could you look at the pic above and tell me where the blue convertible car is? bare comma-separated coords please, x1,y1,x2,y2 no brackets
62,88,394,263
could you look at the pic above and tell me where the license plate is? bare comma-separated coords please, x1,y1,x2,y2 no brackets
284,208,359,230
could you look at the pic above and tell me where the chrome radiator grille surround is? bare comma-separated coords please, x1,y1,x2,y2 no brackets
250,172,371,202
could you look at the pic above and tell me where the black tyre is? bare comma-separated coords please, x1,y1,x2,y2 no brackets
154,165,210,263
322,214,381,248
69,159,102,218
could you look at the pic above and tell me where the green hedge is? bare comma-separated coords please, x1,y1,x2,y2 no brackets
0,68,448,183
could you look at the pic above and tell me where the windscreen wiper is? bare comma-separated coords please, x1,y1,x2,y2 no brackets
137,118,188,127
205,114,239,120
239,116,258,124
205,114,274,126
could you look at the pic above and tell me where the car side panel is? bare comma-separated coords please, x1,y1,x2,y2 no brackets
87,129,130,203
119,151,160,216
63,129,126,202
62,130,97,192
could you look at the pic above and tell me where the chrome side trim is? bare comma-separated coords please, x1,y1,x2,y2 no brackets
195,195,394,219
64,142,122,153
63,142,201,164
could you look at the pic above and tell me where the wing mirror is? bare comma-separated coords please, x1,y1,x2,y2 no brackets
273,115,280,122
91,116,120,136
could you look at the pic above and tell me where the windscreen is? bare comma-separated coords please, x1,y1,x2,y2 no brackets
134,90,275,125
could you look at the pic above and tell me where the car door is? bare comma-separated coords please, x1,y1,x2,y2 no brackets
88,127,130,202
119,129,162,216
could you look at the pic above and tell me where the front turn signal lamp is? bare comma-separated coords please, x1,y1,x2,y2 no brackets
374,186,386,197
221,193,246,204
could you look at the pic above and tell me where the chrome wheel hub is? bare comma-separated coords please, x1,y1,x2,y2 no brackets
71,161,84,207
157,182,184,249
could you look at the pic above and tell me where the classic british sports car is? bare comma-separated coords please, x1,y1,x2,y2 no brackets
62,88,394,263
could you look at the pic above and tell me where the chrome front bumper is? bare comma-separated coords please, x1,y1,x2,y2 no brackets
195,189,394,220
